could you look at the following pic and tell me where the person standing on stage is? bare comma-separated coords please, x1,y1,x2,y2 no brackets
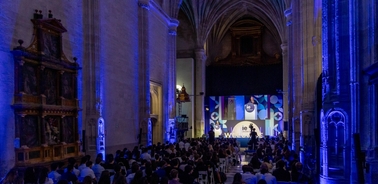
250,127,258,150
208,126,215,145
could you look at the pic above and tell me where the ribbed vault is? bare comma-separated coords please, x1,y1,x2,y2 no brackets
180,0,287,48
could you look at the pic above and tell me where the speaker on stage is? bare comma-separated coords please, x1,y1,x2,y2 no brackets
284,121,288,131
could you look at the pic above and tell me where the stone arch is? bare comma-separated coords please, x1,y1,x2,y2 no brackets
150,82,163,144
320,107,349,181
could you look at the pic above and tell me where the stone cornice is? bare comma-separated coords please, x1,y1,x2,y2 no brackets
168,19,179,35
138,0,150,10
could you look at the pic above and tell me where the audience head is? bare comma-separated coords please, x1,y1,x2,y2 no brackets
295,162,303,171
260,163,269,174
80,156,87,164
131,162,140,173
24,167,36,183
159,160,167,168
98,170,111,184
37,167,49,183
257,179,267,184
171,158,179,167
184,165,193,174
66,164,74,172
113,172,126,184
233,173,243,183
68,157,76,165
86,161,93,167
170,169,179,179
242,165,253,173
113,164,121,173
57,180,69,184
276,160,285,169
160,177,169,184
50,163,59,171
82,176,93,184
95,156,102,164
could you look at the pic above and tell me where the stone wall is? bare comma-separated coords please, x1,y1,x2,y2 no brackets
0,0,84,178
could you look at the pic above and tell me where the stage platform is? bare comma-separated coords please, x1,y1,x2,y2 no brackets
236,138,251,147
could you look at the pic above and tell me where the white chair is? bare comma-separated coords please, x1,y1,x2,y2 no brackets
208,168,215,184
217,162,225,173
219,158,227,173
198,171,209,184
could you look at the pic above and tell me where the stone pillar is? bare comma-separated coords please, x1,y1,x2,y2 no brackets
281,43,288,139
194,49,206,137
167,20,178,119
138,0,151,146
83,0,101,157
166,19,179,141
284,5,296,150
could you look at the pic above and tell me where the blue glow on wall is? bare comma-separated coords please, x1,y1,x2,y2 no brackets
0,1,19,178
64,1,84,143
97,118,105,160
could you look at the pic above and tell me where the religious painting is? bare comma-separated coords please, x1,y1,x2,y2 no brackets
42,32,60,59
42,69,57,105
21,116,40,147
62,72,73,99
44,116,60,145
22,64,37,95
63,116,74,143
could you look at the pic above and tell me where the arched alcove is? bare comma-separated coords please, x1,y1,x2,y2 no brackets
150,82,163,144
321,108,348,182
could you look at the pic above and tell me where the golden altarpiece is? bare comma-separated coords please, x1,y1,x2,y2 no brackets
11,13,81,166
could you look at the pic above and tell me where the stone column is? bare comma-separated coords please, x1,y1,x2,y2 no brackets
83,0,101,157
284,5,295,150
138,0,151,146
281,43,288,139
167,19,178,119
166,19,179,141
194,49,206,137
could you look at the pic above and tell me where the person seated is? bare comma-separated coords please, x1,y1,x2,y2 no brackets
241,165,257,184
24,167,37,184
37,167,54,184
141,148,152,161
78,156,88,171
79,161,96,182
126,162,140,184
92,157,105,180
255,163,277,184
104,154,116,170
179,165,196,184
249,153,261,170
272,160,290,182
291,162,312,183
130,170,144,184
48,163,61,184
97,170,111,184
168,169,180,184
232,173,246,184
60,165,78,184
65,157,80,177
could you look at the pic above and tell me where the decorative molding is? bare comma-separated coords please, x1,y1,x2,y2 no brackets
284,8,292,26
138,0,150,10
168,19,179,35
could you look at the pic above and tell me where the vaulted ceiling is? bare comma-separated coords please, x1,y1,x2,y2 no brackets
179,0,288,48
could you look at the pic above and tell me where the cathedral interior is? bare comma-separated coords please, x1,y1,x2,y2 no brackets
0,0,377,183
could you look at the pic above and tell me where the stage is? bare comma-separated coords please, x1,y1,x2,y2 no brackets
236,138,251,147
